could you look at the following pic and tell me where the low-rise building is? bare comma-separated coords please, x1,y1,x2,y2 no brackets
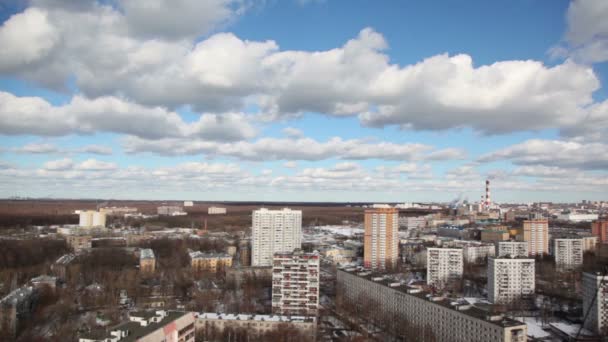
337,269,528,342
321,246,357,265
208,207,227,215
157,206,186,216
52,253,76,279
140,249,156,273
78,210,107,228
481,230,510,243
79,310,195,342
66,234,92,252
189,251,233,272
195,313,316,339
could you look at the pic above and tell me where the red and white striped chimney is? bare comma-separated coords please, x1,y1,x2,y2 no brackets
485,179,491,208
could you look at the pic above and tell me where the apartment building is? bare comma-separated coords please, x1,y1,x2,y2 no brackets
78,210,107,228
488,257,535,304
364,208,399,270
252,208,302,266
157,206,186,216
497,241,529,258
189,251,233,272
140,248,156,273
272,250,320,316
582,272,608,336
426,248,463,289
195,313,316,339
518,220,549,256
79,311,195,342
337,269,527,342
0,286,36,338
592,220,608,244
582,236,599,252
553,238,583,269
463,244,496,263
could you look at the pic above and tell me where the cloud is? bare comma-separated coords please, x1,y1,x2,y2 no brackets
0,3,600,137
122,135,446,161
0,92,257,141
14,142,60,154
77,145,113,155
478,139,608,170
283,161,297,168
43,158,74,170
424,148,467,161
282,127,303,138
118,0,239,40
76,158,118,171
553,0,608,63
512,165,570,178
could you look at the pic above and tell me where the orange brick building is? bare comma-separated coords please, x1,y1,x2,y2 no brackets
592,220,608,244
364,207,399,270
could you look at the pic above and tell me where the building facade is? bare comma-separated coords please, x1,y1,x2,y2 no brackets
364,208,399,270
208,206,227,214
66,234,92,252
592,220,608,244
582,272,608,335
463,244,496,263
79,210,107,228
519,220,549,256
79,310,195,342
337,269,527,342
195,313,316,339
582,236,599,252
140,248,156,273
497,241,529,258
481,230,510,243
252,208,302,267
488,257,535,305
272,250,320,316
426,248,463,289
553,238,583,269
189,251,233,272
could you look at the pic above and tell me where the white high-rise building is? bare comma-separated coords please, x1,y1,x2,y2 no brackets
554,238,583,269
252,208,302,266
272,250,320,316
426,248,463,289
497,241,529,258
78,210,106,228
582,272,608,335
488,257,535,304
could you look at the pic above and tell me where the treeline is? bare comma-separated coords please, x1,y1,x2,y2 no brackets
0,214,78,228
0,239,68,269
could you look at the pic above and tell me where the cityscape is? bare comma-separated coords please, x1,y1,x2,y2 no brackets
1,0,608,341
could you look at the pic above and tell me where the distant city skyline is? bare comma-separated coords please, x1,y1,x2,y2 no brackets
1,0,608,202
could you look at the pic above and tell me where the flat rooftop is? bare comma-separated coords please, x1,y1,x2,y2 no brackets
339,268,526,329
197,312,316,323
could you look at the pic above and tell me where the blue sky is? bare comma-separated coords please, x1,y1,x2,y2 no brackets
0,0,607,202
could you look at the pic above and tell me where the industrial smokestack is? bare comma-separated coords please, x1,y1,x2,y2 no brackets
485,179,491,208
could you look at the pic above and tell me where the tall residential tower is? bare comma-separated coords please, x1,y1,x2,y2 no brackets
364,207,399,270
252,208,302,266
